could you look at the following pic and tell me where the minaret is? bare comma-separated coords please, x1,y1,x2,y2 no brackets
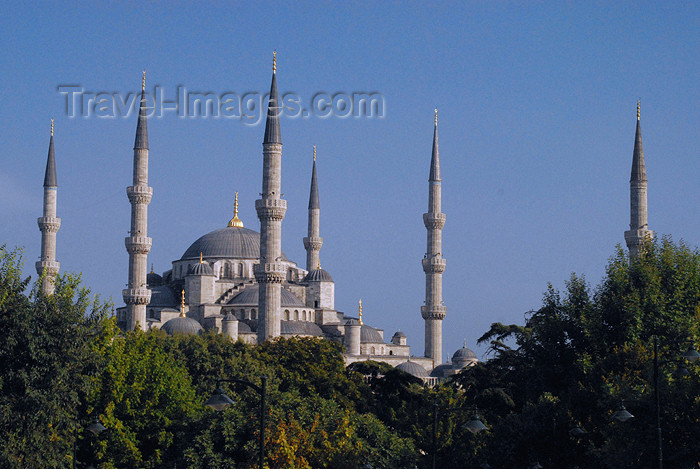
36,119,61,295
122,71,152,331
624,101,653,257
422,109,447,364
303,145,323,271
254,52,287,342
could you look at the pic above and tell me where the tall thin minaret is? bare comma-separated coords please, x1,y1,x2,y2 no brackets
36,119,61,295
303,145,323,271
624,101,653,258
254,52,287,342
122,71,152,331
422,109,447,364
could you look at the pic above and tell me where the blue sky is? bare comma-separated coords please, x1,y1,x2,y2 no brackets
1,2,698,361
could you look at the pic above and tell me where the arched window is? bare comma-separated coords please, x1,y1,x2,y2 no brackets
238,263,243,277
314,300,319,308
285,310,290,320
239,309,245,320
224,263,232,278
220,266,224,277
294,310,299,320
252,309,257,320
370,347,376,355
302,311,307,321
309,311,314,322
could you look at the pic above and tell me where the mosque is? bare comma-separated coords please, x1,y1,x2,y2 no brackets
34,56,651,380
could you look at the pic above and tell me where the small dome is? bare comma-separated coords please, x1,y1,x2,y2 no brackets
161,316,203,336
223,312,237,322
303,268,334,283
360,325,383,344
181,226,289,261
147,271,163,287
228,286,304,307
396,361,429,378
430,363,454,378
148,286,178,308
452,345,478,365
344,318,360,326
281,321,323,336
188,262,214,276
237,322,253,333
392,330,407,338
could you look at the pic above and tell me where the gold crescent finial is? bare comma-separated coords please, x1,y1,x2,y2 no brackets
228,191,244,227
142,70,146,91
180,289,186,316
150,263,154,274
317,260,321,269
434,107,438,125
637,99,640,121
273,50,277,73
313,145,316,162
50,118,54,136
199,252,203,263
358,299,363,325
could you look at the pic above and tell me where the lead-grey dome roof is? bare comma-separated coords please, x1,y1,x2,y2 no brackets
430,363,454,378
181,226,288,261
360,325,384,343
148,286,178,308
303,268,333,283
228,286,304,307
396,361,428,378
188,262,214,276
161,316,203,336
281,321,324,336
453,346,477,362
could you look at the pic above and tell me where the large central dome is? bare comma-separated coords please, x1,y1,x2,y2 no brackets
181,226,289,261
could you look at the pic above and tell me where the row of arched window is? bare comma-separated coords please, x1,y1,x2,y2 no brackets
284,309,314,321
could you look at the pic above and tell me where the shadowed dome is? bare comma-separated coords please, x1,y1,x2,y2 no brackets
148,286,177,307
430,363,454,378
147,271,163,287
303,268,333,282
181,226,289,261
228,286,304,307
396,361,429,378
360,325,384,344
161,316,203,336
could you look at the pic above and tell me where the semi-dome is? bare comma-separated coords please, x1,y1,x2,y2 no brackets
228,286,304,307
281,321,323,336
303,268,333,283
181,226,289,261
161,316,203,336
396,361,429,378
188,262,214,276
148,286,178,308
360,325,384,344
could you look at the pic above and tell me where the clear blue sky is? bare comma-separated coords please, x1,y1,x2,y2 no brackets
1,2,698,361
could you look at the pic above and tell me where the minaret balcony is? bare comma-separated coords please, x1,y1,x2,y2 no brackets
253,262,286,284
421,305,447,320
122,288,152,305
125,236,152,254
624,229,654,245
255,198,287,220
423,213,446,230
37,217,61,232
35,260,60,275
422,256,446,273
303,236,323,251
126,185,153,205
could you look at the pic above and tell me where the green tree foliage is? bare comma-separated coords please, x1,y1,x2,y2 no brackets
455,238,700,468
0,246,110,468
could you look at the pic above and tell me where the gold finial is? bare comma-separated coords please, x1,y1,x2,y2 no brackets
272,50,277,73
50,118,54,136
150,263,154,274
637,99,640,121
358,299,363,325
228,191,244,227
317,261,321,269
313,145,316,162
142,70,146,91
434,107,438,125
199,252,203,264
180,289,186,317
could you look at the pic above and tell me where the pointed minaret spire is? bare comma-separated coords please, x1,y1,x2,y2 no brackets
255,53,287,342
36,119,61,294
263,51,282,145
123,72,153,331
624,100,653,258
304,145,323,272
422,109,447,365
